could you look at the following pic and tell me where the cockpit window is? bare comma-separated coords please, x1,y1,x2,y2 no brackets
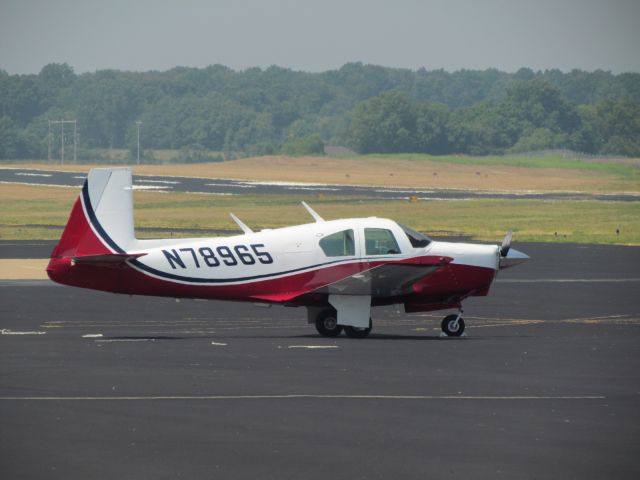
399,224,432,248
319,229,355,257
365,228,401,255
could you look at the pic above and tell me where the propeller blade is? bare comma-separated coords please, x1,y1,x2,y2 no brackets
500,230,512,257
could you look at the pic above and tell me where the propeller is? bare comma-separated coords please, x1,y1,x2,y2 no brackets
498,230,529,269
499,230,512,257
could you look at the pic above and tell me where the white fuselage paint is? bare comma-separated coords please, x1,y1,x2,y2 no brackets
125,218,499,286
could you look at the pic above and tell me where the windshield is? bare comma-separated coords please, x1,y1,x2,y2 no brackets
399,224,432,248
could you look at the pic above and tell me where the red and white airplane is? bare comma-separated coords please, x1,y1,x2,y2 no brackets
47,168,529,338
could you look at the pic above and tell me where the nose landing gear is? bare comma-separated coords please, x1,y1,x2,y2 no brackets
441,310,465,337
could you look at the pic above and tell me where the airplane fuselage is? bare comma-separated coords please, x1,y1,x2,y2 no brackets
46,168,528,337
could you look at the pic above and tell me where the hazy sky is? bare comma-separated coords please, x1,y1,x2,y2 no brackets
1,0,639,74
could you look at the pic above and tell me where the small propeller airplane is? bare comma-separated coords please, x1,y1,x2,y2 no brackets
47,168,529,338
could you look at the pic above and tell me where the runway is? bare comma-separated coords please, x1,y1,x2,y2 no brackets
3,167,640,201
1,242,639,479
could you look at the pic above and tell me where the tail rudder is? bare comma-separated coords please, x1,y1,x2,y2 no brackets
48,168,136,283
78,167,135,254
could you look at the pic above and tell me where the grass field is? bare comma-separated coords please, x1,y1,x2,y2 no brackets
367,153,640,175
1,183,638,245
5,153,640,194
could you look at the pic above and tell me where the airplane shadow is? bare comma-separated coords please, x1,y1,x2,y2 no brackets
264,333,482,341
98,332,529,341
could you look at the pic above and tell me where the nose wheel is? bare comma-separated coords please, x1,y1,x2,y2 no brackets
441,312,465,337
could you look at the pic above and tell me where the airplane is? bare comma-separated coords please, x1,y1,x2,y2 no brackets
47,168,529,338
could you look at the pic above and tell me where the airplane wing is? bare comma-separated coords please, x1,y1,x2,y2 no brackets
251,257,450,303
311,262,439,297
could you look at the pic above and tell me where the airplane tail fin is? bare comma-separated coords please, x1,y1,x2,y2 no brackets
50,168,136,259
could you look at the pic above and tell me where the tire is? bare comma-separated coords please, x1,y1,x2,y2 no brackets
441,314,465,337
344,319,372,339
315,309,343,337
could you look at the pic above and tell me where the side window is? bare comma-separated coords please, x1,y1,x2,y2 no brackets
319,229,355,257
365,228,401,255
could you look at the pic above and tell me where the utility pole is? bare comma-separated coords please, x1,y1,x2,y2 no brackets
48,121,52,162
136,121,142,165
48,119,78,164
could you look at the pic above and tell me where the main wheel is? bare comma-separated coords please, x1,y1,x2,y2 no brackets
315,309,343,337
344,319,372,339
441,314,465,337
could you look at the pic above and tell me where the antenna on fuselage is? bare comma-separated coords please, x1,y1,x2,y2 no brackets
301,201,324,223
229,213,254,234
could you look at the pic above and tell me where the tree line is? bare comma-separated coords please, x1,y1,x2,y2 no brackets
1,62,639,160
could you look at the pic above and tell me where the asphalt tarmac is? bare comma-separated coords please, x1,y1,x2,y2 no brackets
2,167,639,201
1,242,639,479
0,240,57,259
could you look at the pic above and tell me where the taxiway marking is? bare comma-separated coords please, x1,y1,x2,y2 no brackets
1,329,46,335
288,345,338,349
0,394,606,401
14,172,52,177
94,338,152,343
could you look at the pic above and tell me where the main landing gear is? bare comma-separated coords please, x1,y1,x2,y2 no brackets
314,309,372,339
344,320,372,339
314,309,343,337
441,311,465,337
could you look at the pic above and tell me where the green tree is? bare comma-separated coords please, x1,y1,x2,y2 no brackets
503,79,580,135
349,91,417,153
509,128,567,153
414,102,450,154
593,100,640,156
280,134,324,156
37,63,75,110
0,116,24,158
0,72,42,126
2,63,639,159
448,101,514,155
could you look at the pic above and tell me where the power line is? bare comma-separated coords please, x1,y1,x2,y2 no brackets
135,121,142,165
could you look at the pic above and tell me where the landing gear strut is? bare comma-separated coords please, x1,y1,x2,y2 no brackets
441,311,465,337
314,309,343,337
344,319,372,339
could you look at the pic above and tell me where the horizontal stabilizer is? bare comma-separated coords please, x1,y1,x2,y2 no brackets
71,253,146,266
